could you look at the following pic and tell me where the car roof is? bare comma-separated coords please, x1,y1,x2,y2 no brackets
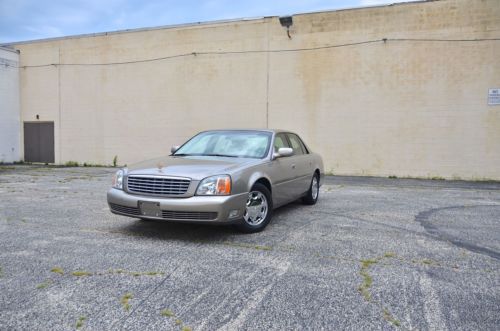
199,129,294,135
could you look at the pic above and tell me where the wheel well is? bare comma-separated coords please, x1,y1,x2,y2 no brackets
254,177,272,193
315,169,320,182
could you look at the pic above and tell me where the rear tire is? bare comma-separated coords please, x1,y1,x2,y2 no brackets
234,183,273,233
302,173,319,205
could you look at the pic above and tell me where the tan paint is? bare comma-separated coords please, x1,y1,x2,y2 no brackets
10,0,500,179
0,47,21,162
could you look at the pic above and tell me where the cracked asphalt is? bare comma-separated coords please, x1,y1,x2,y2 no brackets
0,165,499,330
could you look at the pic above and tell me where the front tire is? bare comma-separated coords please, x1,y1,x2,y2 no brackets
302,173,319,205
235,183,273,233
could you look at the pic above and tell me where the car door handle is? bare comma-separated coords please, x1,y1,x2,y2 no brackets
291,164,296,169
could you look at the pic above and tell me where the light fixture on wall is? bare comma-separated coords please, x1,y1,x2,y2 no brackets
279,16,293,39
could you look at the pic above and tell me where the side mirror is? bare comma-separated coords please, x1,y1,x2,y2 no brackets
171,145,180,154
273,147,294,159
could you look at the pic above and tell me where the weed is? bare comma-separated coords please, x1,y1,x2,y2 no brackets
360,259,378,269
358,270,373,301
144,271,163,276
83,162,108,167
421,259,439,266
36,279,52,289
160,308,191,330
113,155,118,167
431,176,445,181
388,175,397,179
357,254,404,328
223,241,272,251
128,271,164,277
64,161,79,167
52,268,163,278
358,259,378,301
72,270,92,277
76,316,86,329
121,293,133,311
161,309,175,317
412,258,439,266
383,309,401,327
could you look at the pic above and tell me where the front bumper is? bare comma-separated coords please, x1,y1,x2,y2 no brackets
107,188,248,224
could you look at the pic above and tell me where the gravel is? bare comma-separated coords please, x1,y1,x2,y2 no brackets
0,165,499,330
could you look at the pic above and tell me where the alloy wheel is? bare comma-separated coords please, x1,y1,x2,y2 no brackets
243,191,268,226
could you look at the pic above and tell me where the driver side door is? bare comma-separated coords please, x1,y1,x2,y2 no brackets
268,133,298,207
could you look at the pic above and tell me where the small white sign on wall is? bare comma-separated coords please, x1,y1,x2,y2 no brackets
488,88,500,105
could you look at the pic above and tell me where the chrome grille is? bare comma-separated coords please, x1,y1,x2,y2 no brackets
161,210,217,221
109,203,140,215
127,175,190,196
109,202,217,221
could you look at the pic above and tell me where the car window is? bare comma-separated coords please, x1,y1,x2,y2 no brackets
273,133,289,152
212,134,269,158
174,131,272,158
286,133,306,155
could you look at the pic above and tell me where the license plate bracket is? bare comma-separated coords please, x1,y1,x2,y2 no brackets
138,201,161,217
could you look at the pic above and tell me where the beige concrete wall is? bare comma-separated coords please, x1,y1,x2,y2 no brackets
11,0,500,179
268,0,500,179
0,47,21,162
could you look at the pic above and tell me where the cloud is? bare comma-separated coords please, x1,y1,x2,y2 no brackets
24,25,63,37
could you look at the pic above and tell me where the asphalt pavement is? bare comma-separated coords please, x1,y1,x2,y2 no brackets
0,165,499,330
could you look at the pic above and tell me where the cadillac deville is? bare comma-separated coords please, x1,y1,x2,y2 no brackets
107,129,324,232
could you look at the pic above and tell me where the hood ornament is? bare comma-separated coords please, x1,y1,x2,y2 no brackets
157,162,164,172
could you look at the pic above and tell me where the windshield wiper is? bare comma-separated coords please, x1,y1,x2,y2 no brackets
172,153,193,156
202,154,239,158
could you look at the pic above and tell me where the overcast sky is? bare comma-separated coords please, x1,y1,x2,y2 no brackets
0,0,413,43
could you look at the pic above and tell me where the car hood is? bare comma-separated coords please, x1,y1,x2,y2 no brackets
126,155,261,180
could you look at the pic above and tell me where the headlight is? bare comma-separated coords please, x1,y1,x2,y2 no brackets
196,175,231,196
112,169,124,189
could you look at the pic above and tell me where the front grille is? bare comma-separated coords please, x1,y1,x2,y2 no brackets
109,203,140,215
127,175,190,196
161,210,217,221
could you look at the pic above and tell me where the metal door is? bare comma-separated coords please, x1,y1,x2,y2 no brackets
23,122,55,163
268,133,297,207
286,133,313,195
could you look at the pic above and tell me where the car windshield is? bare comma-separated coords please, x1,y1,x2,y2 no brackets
174,131,272,159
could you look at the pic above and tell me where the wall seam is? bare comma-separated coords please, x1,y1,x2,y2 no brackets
265,19,271,129
58,45,62,164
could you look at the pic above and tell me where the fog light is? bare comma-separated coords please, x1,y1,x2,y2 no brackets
229,210,239,219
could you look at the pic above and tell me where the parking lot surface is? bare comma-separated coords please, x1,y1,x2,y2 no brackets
0,165,499,330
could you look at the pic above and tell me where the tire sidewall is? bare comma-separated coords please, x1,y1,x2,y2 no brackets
304,173,319,205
